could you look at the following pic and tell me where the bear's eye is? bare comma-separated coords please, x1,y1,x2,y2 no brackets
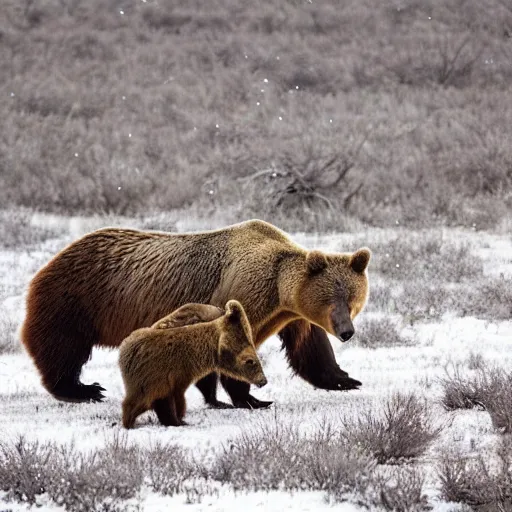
245,359,255,366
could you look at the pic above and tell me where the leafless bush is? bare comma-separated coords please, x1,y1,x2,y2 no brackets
0,434,143,511
371,235,483,283
456,275,512,320
0,436,55,505
144,441,201,496
212,418,377,501
355,317,415,348
375,466,430,512
441,363,512,433
478,369,512,434
440,365,486,411
341,393,443,464
0,209,63,249
438,452,497,507
240,140,366,215
394,273,509,323
439,437,512,509
0,0,510,228
210,413,433,507
0,314,19,355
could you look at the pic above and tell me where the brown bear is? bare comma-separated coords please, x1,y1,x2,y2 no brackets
120,300,267,428
21,219,371,408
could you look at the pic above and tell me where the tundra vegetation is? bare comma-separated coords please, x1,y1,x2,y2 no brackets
0,0,511,510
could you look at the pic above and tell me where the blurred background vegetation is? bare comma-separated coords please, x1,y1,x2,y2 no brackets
1,0,511,230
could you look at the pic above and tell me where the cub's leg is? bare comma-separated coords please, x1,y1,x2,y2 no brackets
122,394,148,429
152,396,180,426
173,389,187,425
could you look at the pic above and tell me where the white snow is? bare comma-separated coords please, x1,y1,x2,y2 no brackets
0,222,511,511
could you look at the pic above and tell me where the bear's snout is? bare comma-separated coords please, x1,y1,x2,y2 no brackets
331,304,355,342
256,376,268,388
340,329,355,342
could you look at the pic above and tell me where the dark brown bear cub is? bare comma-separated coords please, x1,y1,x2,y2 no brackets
119,300,267,429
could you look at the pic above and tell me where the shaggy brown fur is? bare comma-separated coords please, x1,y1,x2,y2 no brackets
119,300,267,428
21,219,370,406
151,303,224,329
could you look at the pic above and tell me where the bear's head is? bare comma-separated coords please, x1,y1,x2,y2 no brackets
217,300,267,388
295,247,371,342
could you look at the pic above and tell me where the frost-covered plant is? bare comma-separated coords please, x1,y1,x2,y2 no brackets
144,441,201,496
438,437,512,509
341,393,443,464
355,317,415,348
0,435,143,511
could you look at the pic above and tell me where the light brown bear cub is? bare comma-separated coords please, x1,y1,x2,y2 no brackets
119,300,267,429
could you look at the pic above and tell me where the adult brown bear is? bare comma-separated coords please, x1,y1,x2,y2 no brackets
21,220,370,408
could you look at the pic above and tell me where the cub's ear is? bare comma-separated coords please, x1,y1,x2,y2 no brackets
350,248,371,273
306,250,328,274
225,300,243,322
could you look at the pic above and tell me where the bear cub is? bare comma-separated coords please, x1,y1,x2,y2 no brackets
119,300,267,428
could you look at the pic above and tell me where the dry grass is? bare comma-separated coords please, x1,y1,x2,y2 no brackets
1,0,511,229
441,363,512,433
0,434,143,511
0,422,432,510
438,436,512,509
340,393,443,464
0,209,64,249
440,365,486,411
211,415,430,509
354,317,416,348
0,317,18,355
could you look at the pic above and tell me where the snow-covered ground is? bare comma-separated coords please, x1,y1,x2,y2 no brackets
0,216,511,511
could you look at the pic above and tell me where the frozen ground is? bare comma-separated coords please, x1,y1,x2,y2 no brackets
0,214,511,511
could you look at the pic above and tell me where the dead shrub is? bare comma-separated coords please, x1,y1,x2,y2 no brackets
144,441,201,496
0,314,19,355
211,418,377,498
371,235,483,283
341,393,443,464
0,434,143,511
440,365,486,411
441,363,512,433
438,437,512,509
478,370,512,434
354,317,415,348
0,209,63,249
376,466,430,512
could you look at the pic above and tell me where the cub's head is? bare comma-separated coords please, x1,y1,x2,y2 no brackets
217,300,267,388
296,247,371,342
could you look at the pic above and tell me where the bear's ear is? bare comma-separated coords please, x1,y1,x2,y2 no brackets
225,300,242,322
350,248,371,273
306,250,328,274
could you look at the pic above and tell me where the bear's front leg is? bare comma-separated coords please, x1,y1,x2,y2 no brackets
279,320,362,391
152,396,181,426
195,373,235,409
220,375,273,409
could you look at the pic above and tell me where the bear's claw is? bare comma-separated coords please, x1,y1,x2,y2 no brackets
312,369,362,391
208,400,235,410
335,376,362,391
232,394,273,409
52,382,106,403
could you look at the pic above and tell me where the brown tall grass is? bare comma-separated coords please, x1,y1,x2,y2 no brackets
1,0,511,229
